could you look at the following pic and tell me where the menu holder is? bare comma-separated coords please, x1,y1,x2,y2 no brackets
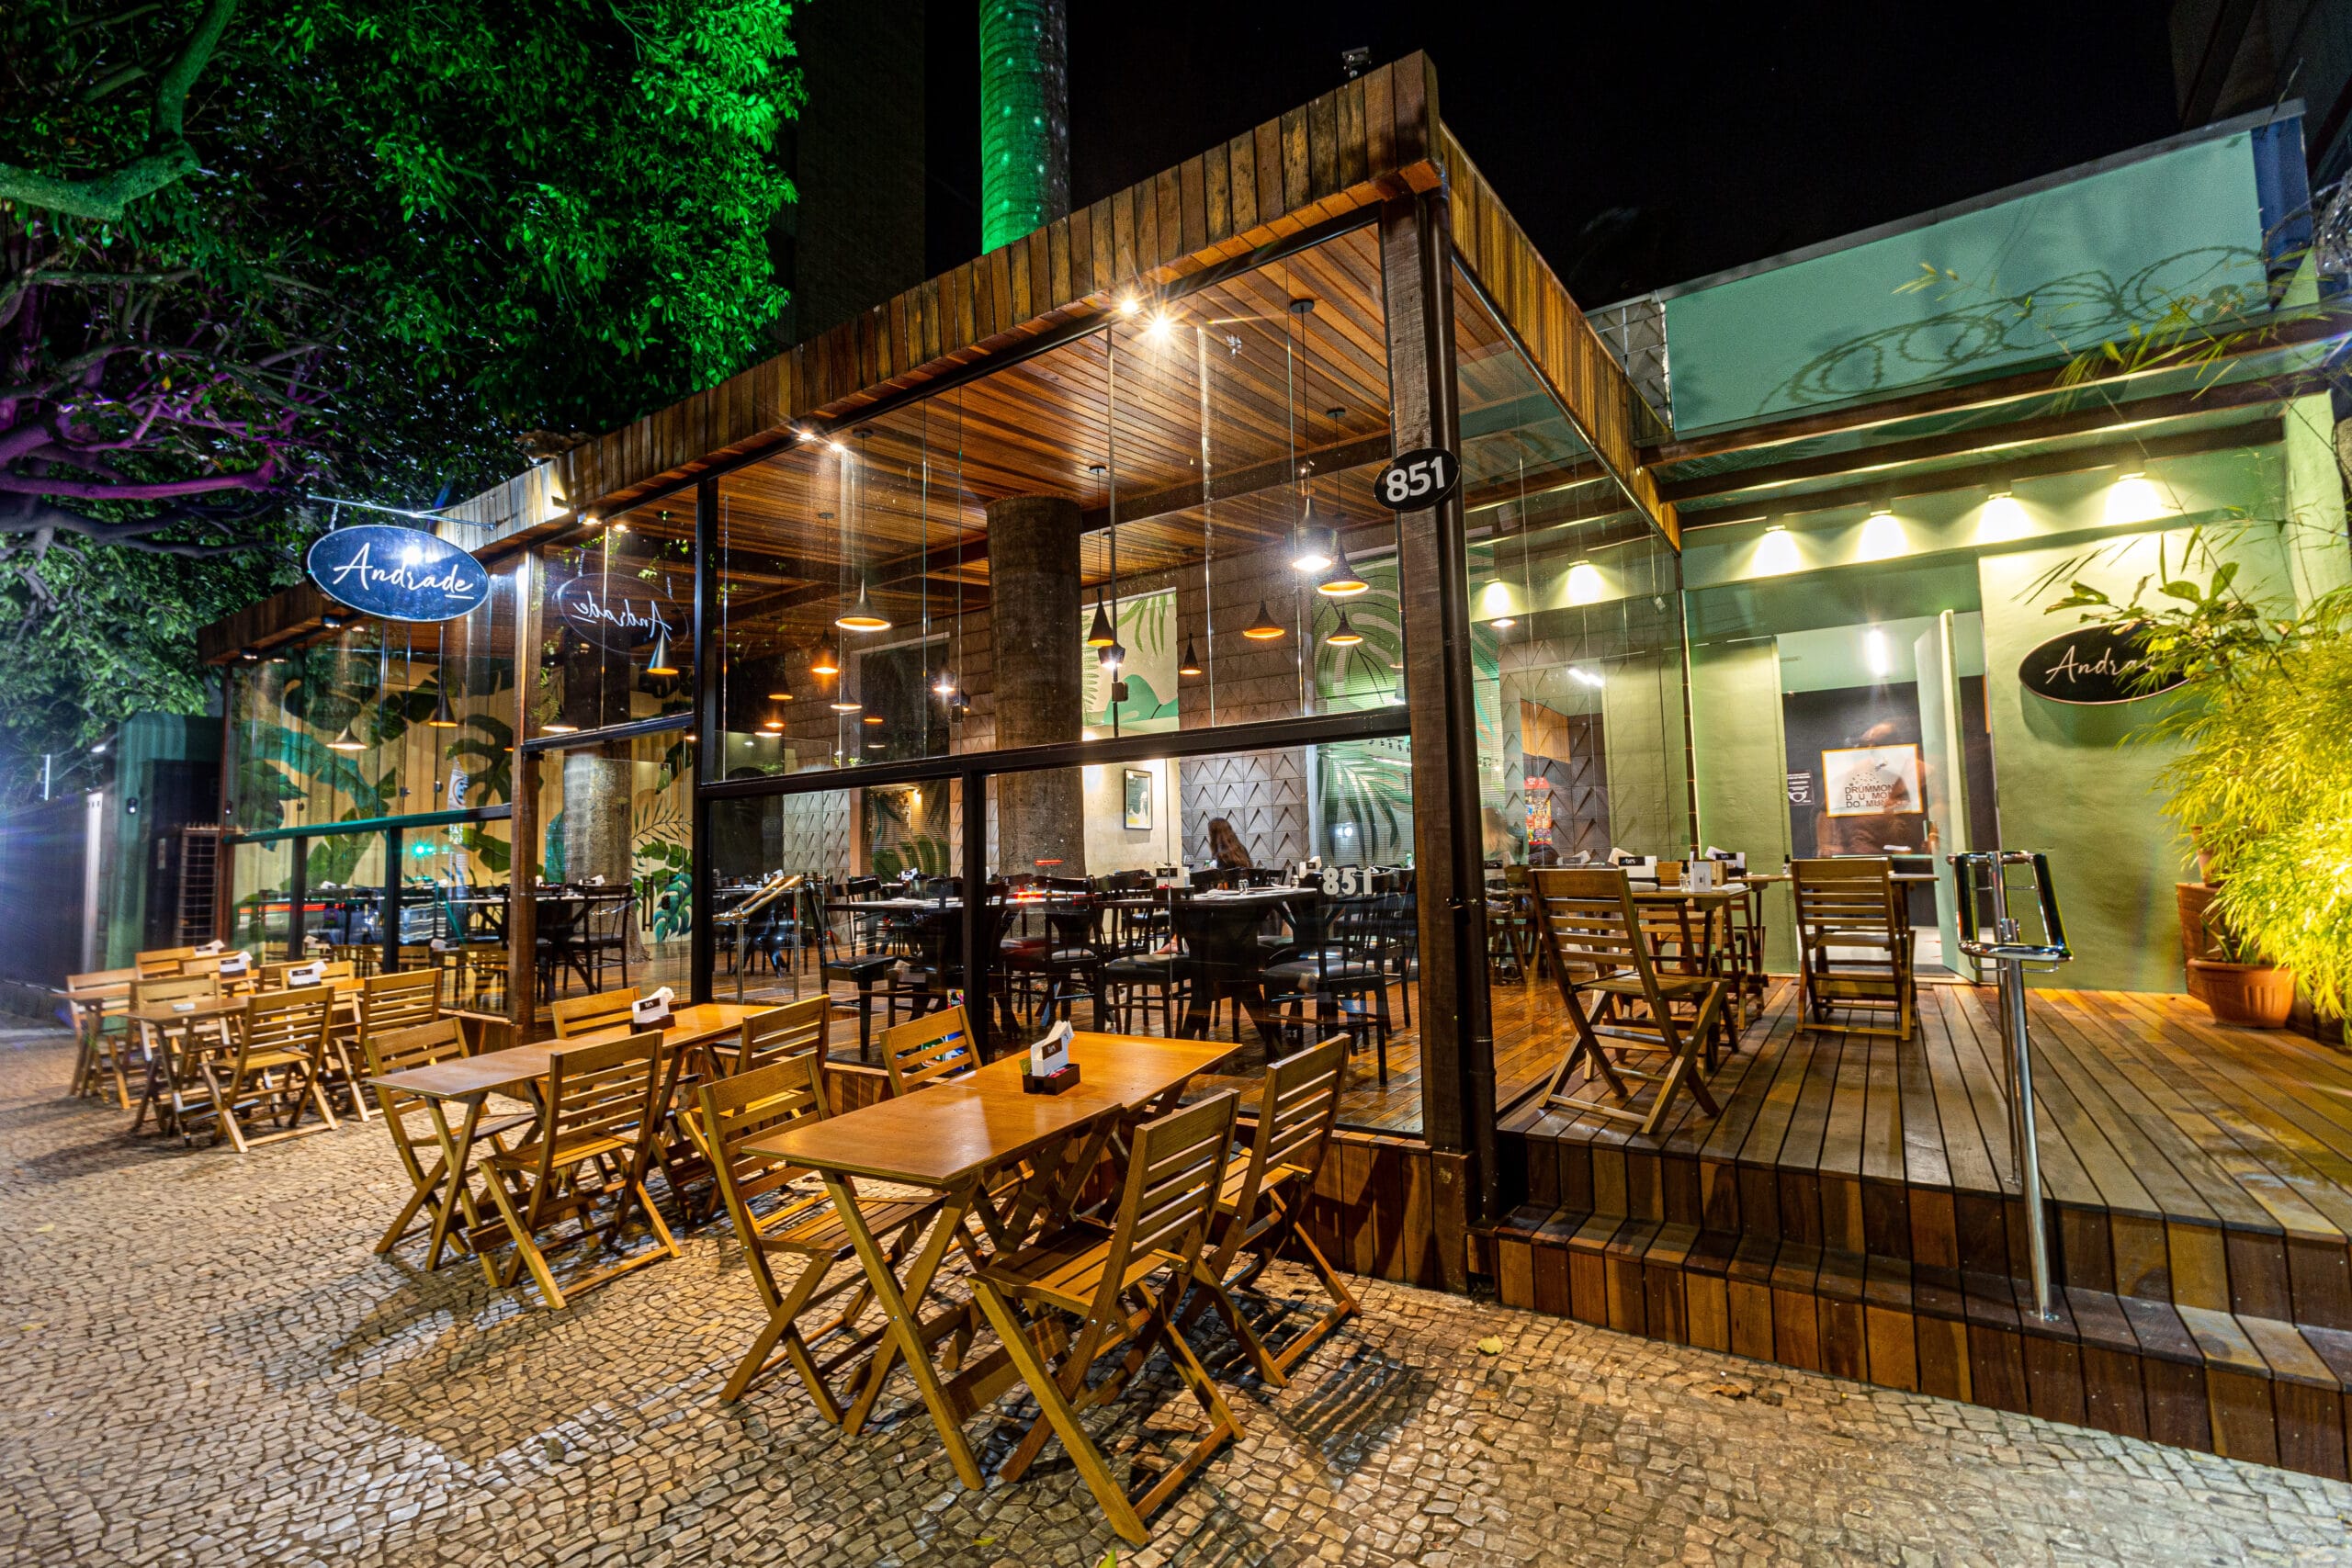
1023,1020,1080,1095
288,961,325,987
631,987,676,1030
217,951,252,978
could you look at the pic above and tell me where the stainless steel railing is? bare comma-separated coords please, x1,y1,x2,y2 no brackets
1949,851,2072,1320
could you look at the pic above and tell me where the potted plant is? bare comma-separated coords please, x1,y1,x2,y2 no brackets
2045,547,2352,1042
2188,905,2295,1030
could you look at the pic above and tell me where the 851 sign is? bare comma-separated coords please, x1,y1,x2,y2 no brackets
1371,446,1462,513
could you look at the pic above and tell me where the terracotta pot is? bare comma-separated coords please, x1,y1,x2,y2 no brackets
2188,959,2295,1029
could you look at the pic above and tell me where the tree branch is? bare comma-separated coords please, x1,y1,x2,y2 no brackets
0,0,239,222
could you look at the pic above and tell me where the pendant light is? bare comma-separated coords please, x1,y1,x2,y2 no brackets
425,628,458,727
644,626,678,677
809,644,841,677
1178,637,1203,677
1290,514,1336,575
835,580,890,633
830,696,862,714
1242,600,1284,641
1326,610,1364,647
1084,598,1116,648
327,715,366,751
1097,641,1124,671
1318,538,1370,597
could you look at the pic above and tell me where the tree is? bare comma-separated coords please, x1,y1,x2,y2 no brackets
0,0,803,800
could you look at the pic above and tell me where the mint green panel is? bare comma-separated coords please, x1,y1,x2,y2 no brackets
1664,135,2267,434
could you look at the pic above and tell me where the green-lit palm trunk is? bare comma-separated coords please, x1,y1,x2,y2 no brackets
978,0,1069,251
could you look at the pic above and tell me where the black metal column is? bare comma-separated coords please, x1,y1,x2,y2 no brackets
284,835,308,962
380,826,403,975
690,477,721,1006
960,769,993,1059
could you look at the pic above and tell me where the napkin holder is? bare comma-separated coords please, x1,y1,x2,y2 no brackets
632,987,676,1030
194,939,226,957
1023,1021,1080,1095
288,961,325,987
217,951,252,979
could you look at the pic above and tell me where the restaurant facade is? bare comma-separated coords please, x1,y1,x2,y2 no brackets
183,59,2352,1465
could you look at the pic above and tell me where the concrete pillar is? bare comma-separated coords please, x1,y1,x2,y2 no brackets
988,494,1086,877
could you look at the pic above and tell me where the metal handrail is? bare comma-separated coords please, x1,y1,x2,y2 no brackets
1949,851,2073,1321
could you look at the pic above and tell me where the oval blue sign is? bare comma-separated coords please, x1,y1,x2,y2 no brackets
306,525,489,623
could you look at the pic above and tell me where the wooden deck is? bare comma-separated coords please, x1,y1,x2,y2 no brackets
1494,979,2352,1478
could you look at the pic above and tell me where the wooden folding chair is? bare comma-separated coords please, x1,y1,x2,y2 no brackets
724,994,828,1077
686,1055,942,1409
1792,857,1917,1040
134,945,197,981
1181,1036,1355,1386
66,968,136,1108
129,973,229,1140
364,1019,532,1263
340,968,443,1122
1530,867,1724,1136
549,985,642,1039
971,1089,1246,1544
202,986,341,1153
879,1003,979,1096
475,1030,679,1309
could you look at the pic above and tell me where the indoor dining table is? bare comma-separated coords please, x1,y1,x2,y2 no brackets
366,1001,766,1280
747,1032,1235,1506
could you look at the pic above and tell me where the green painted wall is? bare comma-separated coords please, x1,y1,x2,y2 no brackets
102,713,220,968
1662,134,2269,433
1690,638,1796,969
1680,439,2338,991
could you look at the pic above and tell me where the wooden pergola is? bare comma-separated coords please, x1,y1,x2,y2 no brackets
200,53,1675,1265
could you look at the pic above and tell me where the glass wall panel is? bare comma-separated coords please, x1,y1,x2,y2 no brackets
533,501,695,738
1454,265,1693,874
224,560,521,844
711,224,1396,781
527,728,695,1001
228,839,291,954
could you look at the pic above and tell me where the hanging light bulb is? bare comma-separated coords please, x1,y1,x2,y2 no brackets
1085,598,1116,648
1318,540,1370,597
1243,601,1284,641
1178,637,1203,676
1289,519,1336,574
835,580,891,632
1327,611,1364,646
645,627,678,677
760,707,786,734
1097,641,1125,671
810,644,841,677
933,671,957,697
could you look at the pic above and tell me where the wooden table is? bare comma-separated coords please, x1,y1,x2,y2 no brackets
368,1002,765,1278
749,1032,1235,1499
1171,887,1309,1044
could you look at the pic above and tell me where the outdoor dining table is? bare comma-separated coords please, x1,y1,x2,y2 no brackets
746,1032,1236,1500
365,1001,765,1278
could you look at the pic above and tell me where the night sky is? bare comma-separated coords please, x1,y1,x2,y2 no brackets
925,2,2184,305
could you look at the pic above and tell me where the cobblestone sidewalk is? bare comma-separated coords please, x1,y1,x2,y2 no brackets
4,1026,2348,1566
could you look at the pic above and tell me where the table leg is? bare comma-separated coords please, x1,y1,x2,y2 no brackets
423,1096,489,1277
825,1173,987,1489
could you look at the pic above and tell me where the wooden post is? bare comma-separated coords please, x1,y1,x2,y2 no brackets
691,477,720,1007
1383,185,1499,1247
508,551,544,1034
284,830,307,963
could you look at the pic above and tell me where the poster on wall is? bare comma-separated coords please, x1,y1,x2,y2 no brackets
1821,744,1920,817
1123,768,1153,830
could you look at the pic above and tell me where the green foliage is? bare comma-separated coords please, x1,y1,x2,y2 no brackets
2047,550,2352,1022
0,0,803,800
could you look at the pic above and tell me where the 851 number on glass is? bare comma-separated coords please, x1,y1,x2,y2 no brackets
1371,446,1461,512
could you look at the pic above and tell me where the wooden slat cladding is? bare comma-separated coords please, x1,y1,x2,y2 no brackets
1437,129,1679,547
461,53,1444,538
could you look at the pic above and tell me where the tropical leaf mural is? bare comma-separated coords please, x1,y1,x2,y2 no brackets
1082,588,1180,730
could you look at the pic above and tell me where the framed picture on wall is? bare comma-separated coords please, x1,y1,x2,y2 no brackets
1123,767,1153,830
1821,743,1921,817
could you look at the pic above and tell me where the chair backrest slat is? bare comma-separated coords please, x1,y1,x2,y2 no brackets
539,1032,664,1163
134,973,220,1010
135,946,198,979
881,1004,977,1095
1092,1091,1238,1317
240,986,334,1061
732,994,828,1076
1227,1037,1346,1235
360,968,442,1040
1528,866,1671,1012
550,985,642,1039
1792,858,1898,937
692,1055,830,1213
364,1018,469,1118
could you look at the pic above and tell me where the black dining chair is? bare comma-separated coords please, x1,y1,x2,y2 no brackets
1262,892,1393,1085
